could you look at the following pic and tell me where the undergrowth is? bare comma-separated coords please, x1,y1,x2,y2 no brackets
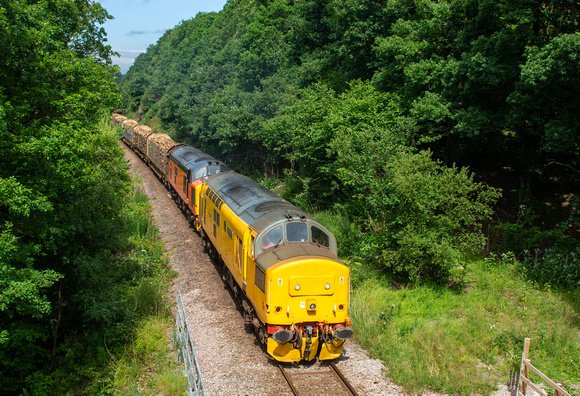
105,179,185,395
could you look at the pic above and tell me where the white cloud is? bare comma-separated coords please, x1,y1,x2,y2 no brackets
113,49,147,73
126,29,167,37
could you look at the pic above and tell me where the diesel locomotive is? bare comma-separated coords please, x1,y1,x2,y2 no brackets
113,113,353,362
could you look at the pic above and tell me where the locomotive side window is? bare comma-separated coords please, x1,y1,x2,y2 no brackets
287,222,308,243
236,236,242,269
255,266,266,293
174,166,177,183
183,176,187,196
311,226,330,248
261,226,283,250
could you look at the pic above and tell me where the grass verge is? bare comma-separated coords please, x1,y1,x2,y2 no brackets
86,177,186,395
311,209,580,395
349,260,579,395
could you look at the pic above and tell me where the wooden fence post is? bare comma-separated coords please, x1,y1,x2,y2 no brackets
519,338,531,395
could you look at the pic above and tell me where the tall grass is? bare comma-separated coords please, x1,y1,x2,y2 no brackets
125,179,158,240
111,316,187,396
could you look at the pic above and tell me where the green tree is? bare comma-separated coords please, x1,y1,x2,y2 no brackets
0,0,126,391
507,33,580,178
339,149,501,284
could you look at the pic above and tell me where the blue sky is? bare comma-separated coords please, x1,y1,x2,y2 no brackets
100,0,228,73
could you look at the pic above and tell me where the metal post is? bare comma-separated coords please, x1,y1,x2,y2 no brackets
175,290,206,396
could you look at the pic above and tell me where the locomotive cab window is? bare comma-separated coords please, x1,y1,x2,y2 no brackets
311,226,330,248
287,222,308,243
261,226,283,250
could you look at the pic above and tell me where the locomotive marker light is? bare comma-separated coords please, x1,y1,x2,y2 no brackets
325,283,331,290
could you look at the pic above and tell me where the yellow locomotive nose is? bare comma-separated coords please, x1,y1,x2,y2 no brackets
263,256,351,362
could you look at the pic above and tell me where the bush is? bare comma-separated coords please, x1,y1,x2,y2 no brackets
339,150,501,284
491,206,579,254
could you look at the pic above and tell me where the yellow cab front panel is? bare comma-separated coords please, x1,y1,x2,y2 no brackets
263,256,351,362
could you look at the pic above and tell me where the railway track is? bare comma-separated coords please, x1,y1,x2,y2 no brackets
278,361,359,396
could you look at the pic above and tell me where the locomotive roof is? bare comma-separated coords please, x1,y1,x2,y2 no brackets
171,145,225,171
205,172,310,231
255,243,340,271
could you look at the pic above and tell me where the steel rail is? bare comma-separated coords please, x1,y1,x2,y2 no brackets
278,364,300,396
329,361,359,396
278,361,359,396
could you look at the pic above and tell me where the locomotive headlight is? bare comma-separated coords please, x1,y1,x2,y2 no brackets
309,303,316,310
294,284,300,291
325,283,331,290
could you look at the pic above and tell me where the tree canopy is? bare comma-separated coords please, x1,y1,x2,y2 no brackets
120,0,579,198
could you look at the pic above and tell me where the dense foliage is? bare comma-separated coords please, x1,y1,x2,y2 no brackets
119,0,579,284
0,0,174,392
